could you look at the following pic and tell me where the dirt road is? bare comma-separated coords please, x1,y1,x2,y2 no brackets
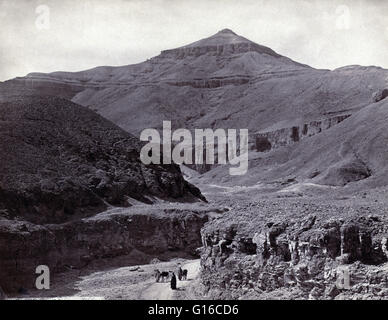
140,260,201,300
13,259,201,300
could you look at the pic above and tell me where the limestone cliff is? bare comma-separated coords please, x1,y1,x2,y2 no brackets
199,199,388,300
255,114,352,151
0,206,209,292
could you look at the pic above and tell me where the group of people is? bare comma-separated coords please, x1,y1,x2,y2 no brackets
154,263,187,290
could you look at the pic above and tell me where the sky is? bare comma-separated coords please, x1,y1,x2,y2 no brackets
0,0,388,81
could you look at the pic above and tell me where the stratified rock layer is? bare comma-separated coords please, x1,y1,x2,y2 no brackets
0,207,209,292
200,199,388,300
254,114,352,151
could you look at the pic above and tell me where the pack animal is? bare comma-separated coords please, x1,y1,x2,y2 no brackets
154,269,169,282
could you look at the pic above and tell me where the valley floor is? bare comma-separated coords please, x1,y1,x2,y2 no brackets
8,174,388,300
12,259,202,300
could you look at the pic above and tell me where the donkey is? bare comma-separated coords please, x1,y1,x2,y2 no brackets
182,269,188,280
154,269,169,283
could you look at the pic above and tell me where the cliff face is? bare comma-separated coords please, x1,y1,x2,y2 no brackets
166,76,251,89
160,33,282,59
255,114,352,151
199,200,388,300
0,78,86,103
0,207,209,292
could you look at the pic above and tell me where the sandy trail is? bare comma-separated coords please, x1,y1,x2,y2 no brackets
12,259,201,300
140,260,201,300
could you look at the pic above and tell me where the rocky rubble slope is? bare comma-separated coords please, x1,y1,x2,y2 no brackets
199,198,388,300
0,95,204,224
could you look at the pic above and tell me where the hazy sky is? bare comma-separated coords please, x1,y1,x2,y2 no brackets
1,0,388,81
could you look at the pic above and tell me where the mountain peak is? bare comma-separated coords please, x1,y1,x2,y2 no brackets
162,29,282,59
181,29,253,48
216,28,237,35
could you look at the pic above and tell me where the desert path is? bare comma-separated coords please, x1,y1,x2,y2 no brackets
11,259,201,300
140,260,201,300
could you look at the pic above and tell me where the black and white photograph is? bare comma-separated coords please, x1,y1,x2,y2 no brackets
0,0,388,307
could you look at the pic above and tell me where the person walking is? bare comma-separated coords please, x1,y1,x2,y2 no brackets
170,272,177,290
177,263,183,281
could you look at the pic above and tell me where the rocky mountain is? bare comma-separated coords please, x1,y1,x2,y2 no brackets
2,28,388,199
1,29,388,299
3,29,387,138
2,29,388,188
0,95,204,224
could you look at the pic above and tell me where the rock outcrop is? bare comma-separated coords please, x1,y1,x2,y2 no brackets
166,75,251,89
199,200,388,300
160,29,282,59
255,115,351,151
373,89,388,103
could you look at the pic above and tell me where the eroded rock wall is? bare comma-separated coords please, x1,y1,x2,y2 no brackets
200,206,388,300
166,76,251,89
255,115,351,152
161,42,281,60
0,208,209,293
